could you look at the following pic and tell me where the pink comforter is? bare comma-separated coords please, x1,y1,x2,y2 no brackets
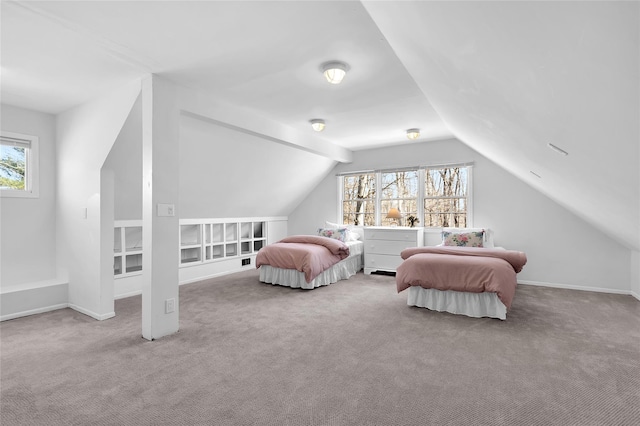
256,235,350,283
396,246,527,309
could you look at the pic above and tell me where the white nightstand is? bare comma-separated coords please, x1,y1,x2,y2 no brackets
363,227,424,275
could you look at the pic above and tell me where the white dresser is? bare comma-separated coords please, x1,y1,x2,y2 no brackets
364,227,424,275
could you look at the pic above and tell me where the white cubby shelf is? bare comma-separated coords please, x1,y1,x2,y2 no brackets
179,218,269,268
114,220,143,278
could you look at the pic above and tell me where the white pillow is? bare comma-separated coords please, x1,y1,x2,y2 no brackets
324,221,361,241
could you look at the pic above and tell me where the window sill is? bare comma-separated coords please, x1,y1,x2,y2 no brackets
0,189,39,199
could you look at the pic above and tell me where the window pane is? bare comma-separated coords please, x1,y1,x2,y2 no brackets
424,198,467,227
343,213,376,226
380,171,418,226
380,200,418,216
381,171,418,199
424,167,468,227
343,174,375,201
343,201,375,226
0,145,26,190
381,200,418,226
424,213,468,228
425,168,467,197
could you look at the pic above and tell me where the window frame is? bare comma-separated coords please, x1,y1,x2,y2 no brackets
0,131,40,199
379,169,420,227
339,172,377,226
338,163,473,228
423,165,473,228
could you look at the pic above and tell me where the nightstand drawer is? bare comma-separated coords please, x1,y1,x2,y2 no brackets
365,254,404,271
366,240,415,256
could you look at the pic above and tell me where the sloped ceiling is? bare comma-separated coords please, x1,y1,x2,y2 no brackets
0,0,451,149
363,0,639,251
1,1,638,250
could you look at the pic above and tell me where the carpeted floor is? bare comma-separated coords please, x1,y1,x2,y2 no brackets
1,270,639,425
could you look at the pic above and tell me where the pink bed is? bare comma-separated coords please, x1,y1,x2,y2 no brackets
256,235,363,289
396,246,527,319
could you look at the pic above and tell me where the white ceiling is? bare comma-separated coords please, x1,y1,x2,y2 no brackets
1,1,638,251
1,0,451,150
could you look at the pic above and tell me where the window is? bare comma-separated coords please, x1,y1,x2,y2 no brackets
0,131,39,198
424,167,468,227
380,170,419,226
342,173,376,226
340,164,471,228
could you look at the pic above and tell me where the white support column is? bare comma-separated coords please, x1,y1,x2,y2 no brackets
141,75,180,340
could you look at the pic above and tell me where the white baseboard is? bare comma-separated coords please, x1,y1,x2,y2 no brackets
631,291,640,302
519,280,635,297
0,303,69,322
68,304,116,321
115,290,142,300
179,265,255,286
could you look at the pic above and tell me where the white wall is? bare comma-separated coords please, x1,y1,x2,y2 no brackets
364,1,640,253
0,104,57,288
288,138,632,293
104,95,143,221
103,95,143,300
179,113,336,219
56,79,141,319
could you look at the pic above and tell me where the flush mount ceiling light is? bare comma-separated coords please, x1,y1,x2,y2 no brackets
321,61,348,84
310,119,326,132
406,128,420,140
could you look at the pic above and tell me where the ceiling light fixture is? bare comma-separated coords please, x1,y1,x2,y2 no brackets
406,128,420,140
321,61,348,84
310,119,326,132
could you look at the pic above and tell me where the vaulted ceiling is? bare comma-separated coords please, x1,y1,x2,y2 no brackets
1,1,638,250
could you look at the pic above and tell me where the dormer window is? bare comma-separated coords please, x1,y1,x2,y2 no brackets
0,131,39,198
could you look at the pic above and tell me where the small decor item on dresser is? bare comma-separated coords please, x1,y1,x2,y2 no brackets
407,215,420,228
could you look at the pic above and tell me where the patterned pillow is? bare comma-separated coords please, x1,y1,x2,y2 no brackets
325,221,360,241
442,229,485,247
317,227,348,242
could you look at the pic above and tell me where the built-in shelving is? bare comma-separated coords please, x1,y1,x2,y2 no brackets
114,221,143,277
179,219,267,267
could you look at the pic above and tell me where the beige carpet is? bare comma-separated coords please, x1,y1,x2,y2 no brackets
1,270,639,425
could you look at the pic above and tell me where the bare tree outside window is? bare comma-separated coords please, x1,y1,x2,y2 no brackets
424,167,468,227
380,170,418,226
340,166,470,227
342,174,376,226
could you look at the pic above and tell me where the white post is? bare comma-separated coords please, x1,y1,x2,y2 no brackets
141,75,180,340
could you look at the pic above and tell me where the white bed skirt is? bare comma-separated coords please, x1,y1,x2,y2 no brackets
407,286,507,320
259,253,362,290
